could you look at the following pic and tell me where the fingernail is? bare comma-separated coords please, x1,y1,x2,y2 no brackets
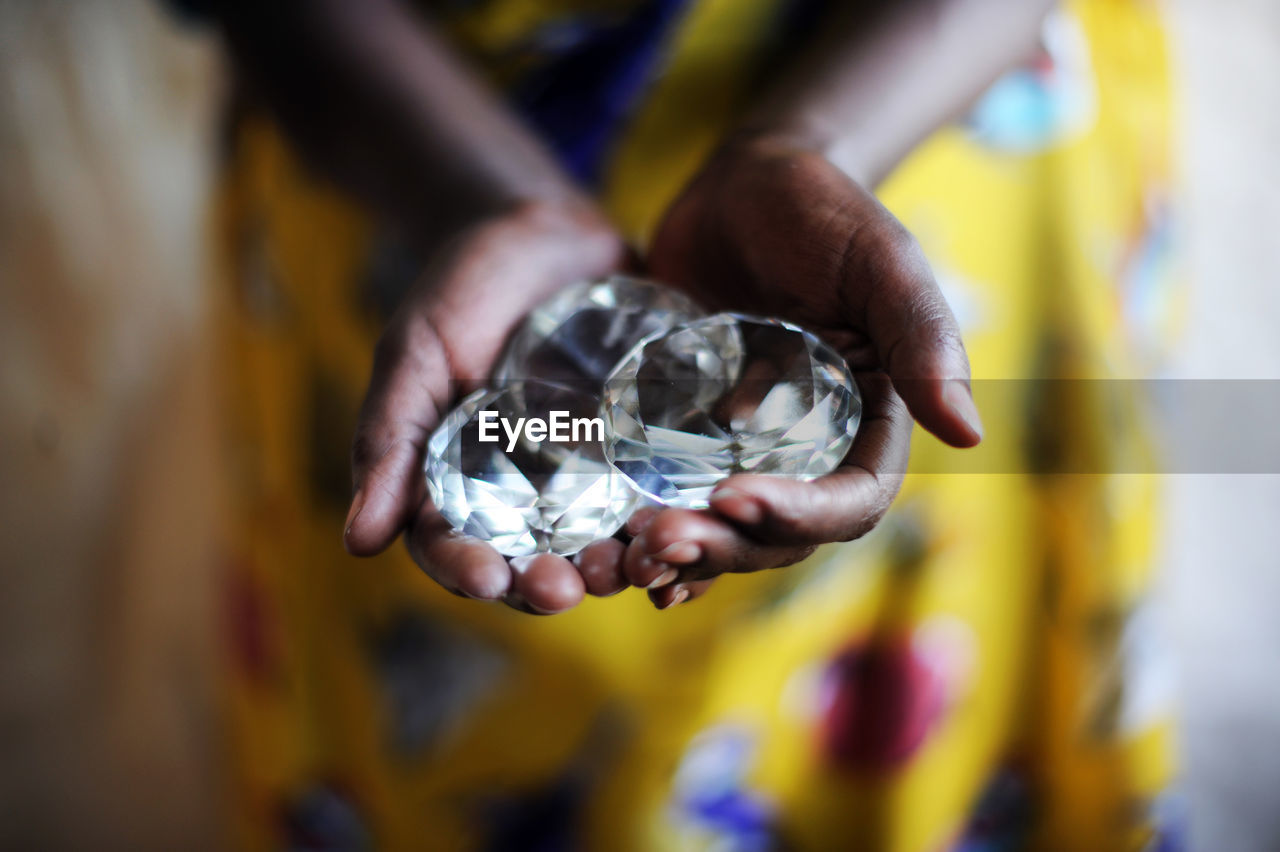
709,488,763,524
645,564,679,589
649,540,701,564
659,588,690,610
942,380,984,441
344,489,365,537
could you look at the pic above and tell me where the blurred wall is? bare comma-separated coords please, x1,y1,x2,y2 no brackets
1163,2,1280,850
0,0,223,846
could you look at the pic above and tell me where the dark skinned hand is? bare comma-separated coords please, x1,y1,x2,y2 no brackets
342,199,633,614
611,135,983,609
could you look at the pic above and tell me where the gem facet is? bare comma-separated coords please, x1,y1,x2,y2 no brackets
493,275,702,388
603,314,861,508
425,382,637,556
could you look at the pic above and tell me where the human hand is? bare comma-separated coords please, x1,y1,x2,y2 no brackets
629,134,983,608
343,199,632,614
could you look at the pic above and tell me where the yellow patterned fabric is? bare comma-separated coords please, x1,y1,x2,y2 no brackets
214,1,1181,849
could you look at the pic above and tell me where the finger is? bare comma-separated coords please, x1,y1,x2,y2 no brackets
647,577,716,610
844,211,982,448
405,507,512,601
574,538,628,597
625,509,813,585
708,374,911,544
508,553,586,614
345,317,451,557
623,504,661,538
622,512,705,589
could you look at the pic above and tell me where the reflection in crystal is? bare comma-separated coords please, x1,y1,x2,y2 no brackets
604,314,861,508
425,382,638,556
494,275,702,389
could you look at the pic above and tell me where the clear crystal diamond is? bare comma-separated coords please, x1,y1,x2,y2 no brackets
425,381,637,556
603,314,861,508
493,275,702,388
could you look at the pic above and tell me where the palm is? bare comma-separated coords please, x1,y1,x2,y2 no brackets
648,139,978,448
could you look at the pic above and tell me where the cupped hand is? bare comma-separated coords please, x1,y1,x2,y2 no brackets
631,134,983,609
343,199,630,614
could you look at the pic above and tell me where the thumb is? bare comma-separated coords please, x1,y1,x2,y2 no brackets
853,225,982,448
345,319,450,556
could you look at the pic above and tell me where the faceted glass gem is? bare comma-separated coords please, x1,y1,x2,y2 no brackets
603,313,861,508
424,381,637,556
493,275,702,388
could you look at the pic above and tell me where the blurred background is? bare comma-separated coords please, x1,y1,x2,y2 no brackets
0,0,1276,849
1157,1,1280,848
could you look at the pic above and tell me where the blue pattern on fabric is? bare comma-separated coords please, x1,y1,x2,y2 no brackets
507,0,691,183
